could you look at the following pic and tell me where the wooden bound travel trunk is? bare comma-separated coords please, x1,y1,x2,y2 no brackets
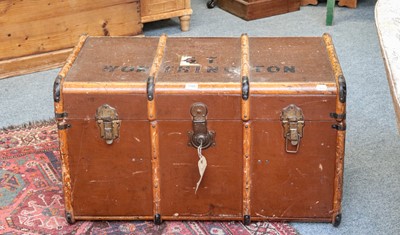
54,34,346,226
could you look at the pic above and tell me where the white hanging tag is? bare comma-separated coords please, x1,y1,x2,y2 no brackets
195,143,207,194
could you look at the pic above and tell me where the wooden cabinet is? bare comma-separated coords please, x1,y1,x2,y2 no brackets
141,0,192,31
0,0,142,80
218,0,300,21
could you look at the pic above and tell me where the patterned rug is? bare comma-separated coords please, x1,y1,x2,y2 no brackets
0,122,299,235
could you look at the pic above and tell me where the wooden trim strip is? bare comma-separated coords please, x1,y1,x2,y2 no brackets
323,33,346,224
148,34,168,121
241,34,250,121
58,128,74,222
161,216,243,221
332,127,346,224
54,35,88,114
243,122,252,217
154,82,336,95
323,33,346,116
250,216,332,222
150,121,161,218
251,82,337,94
155,82,241,94
54,34,88,223
63,82,145,94
74,216,153,221
74,215,331,222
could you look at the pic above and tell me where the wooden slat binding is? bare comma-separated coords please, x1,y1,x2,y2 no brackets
243,122,252,219
74,215,332,222
63,82,145,94
251,82,337,94
332,128,345,226
147,34,168,121
54,34,88,114
322,33,346,225
148,36,167,220
54,34,88,224
161,216,243,221
241,34,250,121
154,82,241,94
150,121,161,220
241,33,252,221
74,216,153,221
323,33,346,117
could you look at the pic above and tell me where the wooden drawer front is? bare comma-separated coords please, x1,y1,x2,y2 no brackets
141,0,185,16
0,0,142,79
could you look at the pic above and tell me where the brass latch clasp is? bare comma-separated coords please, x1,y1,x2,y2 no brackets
281,104,305,154
95,104,121,145
188,102,215,149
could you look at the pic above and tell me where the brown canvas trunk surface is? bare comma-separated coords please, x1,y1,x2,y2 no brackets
54,34,346,226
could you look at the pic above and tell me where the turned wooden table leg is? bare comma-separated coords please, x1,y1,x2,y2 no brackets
179,15,191,32
300,0,318,6
338,0,357,8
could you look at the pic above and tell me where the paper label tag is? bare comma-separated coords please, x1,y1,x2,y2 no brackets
195,144,207,194
316,84,328,91
185,83,199,90
195,156,207,194
180,56,200,66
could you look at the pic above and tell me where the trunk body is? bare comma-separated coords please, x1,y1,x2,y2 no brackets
55,34,346,225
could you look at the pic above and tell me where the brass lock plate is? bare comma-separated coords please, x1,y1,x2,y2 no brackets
95,104,121,144
281,104,305,153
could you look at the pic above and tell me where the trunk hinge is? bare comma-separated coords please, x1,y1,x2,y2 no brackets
53,75,62,102
55,112,68,119
332,123,346,131
338,75,346,103
330,112,346,121
241,76,249,100
147,76,155,101
57,123,71,130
